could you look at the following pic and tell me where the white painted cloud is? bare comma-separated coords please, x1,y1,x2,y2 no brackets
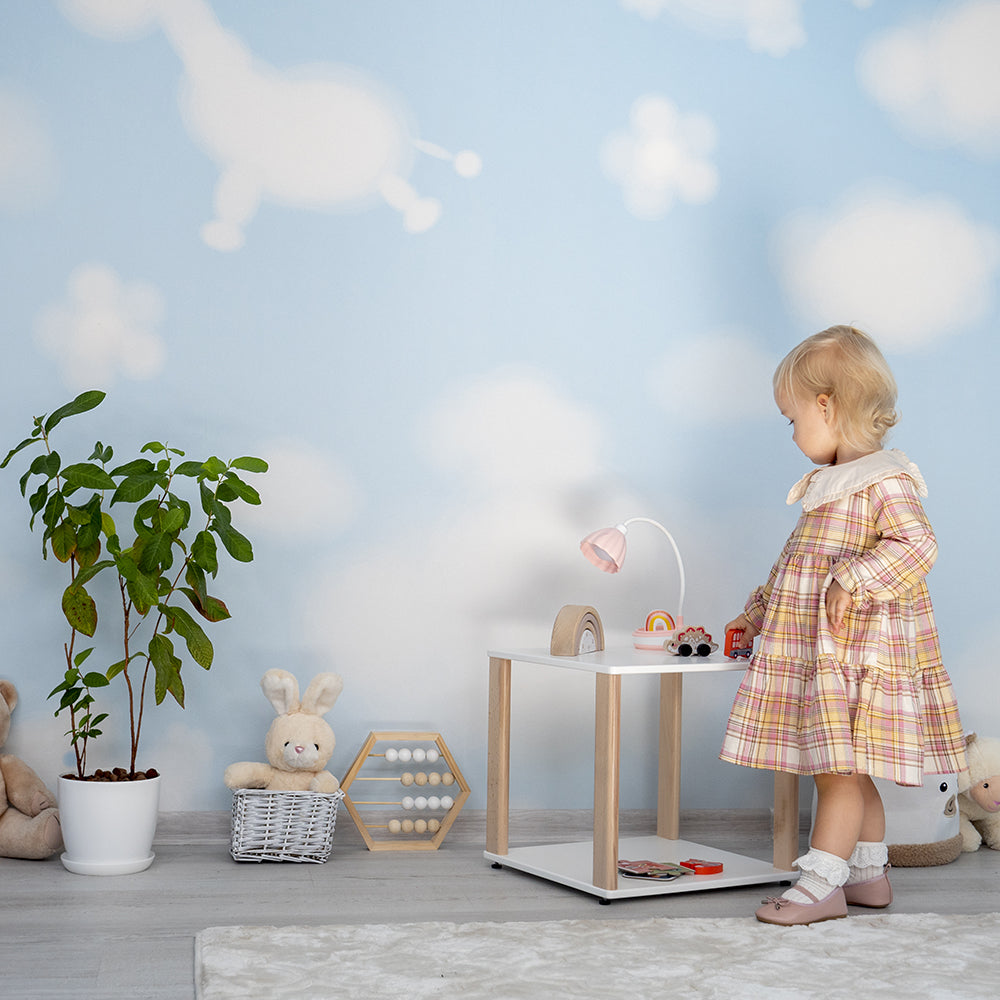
34,263,167,389
775,186,1000,350
301,371,639,685
620,0,807,57
423,370,605,491
647,330,776,421
59,0,480,247
0,86,58,212
239,438,360,541
858,1,1000,159
601,96,718,219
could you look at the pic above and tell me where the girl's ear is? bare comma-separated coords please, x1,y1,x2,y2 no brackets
817,393,832,420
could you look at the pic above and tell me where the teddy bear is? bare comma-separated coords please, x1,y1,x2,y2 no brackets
224,670,344,793
0,679,63,860
958,732,1000,852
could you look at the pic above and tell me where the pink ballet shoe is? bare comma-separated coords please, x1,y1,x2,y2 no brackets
755,886,847,926
843,865,892,908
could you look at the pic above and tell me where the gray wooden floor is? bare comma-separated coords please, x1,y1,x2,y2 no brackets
2,808,997,999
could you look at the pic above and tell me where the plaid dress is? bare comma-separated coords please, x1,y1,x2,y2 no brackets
720,450,966,786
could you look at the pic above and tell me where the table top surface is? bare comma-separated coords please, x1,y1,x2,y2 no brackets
487,646,750,675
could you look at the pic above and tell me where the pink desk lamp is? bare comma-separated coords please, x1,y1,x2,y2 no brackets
580,517,686,638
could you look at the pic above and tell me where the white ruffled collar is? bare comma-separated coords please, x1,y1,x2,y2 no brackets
786,448,927,511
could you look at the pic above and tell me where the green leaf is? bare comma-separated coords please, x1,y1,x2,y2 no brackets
106,658,129,681
192,530,218,576
202,456,228,480
49,520,77,563
42,390,105,434
62,462,117,491
111,474,160,505
109,458,154,478
230,456,268,474
138,530,174,573
1,436,42,470
126,570,159,615
212,518,253,563
173,461,204,478
62,584,98,637
149,634,184,707
160,506,187,534
219,473,261,505
73,647,94,667
82,671,110,688
161,604,214,670
180,587,231,623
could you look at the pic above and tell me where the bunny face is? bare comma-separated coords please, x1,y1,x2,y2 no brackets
265,711,335,774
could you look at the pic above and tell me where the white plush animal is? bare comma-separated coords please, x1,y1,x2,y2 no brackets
224,670,344,793
958,733,1000,852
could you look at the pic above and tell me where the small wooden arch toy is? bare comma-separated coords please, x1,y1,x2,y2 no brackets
340,731,470,851
550,604,604,656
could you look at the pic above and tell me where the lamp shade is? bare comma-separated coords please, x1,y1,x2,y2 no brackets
580,525,627,573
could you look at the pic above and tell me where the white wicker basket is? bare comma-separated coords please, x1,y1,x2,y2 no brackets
230,788,344,863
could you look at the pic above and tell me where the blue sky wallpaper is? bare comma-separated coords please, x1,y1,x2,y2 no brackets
1,0,997,817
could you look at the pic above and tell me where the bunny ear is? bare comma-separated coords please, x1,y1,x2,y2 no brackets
300,673,344,716
261,670,300,715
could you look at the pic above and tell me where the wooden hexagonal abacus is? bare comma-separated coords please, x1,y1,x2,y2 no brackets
340,731,470,851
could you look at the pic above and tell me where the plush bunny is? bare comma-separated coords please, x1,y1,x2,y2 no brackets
224,670,344,793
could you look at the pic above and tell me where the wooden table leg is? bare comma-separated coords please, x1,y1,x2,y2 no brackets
486,657,511,857
657,673,682,840
593,672,621,891
773,771,800,870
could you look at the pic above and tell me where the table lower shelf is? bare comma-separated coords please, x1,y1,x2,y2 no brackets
486,835,796,901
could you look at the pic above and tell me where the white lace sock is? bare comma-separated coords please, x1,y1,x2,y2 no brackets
782,847,850,904
845,841,888,885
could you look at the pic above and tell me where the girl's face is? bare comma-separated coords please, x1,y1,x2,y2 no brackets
776,391,840,466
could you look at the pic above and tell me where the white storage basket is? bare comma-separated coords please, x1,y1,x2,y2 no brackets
230,788,344,863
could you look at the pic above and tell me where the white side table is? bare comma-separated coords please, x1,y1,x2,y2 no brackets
485,646,799,901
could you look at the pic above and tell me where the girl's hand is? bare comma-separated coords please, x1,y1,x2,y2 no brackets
725,613,758,643
825,580,851,631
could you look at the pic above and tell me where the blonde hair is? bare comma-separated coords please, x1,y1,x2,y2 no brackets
773,325,898,452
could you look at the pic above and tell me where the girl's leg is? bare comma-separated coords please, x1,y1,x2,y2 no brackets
776,772,857,904
845,776,891,899
811,772,867,857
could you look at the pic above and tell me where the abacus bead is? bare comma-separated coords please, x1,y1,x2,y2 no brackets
427,796,441,810
414,772,428,786
440,795,454,809
401,796,415,810
425,749,440,763
388,819,402,834
442,772,455,786
414,819,427,834
385,748,399,762
401,772,414,786
401,819,414,833
428,819,441,833
397,748,412,763
412,748,426,763
414,796,428,810
428,772,441,785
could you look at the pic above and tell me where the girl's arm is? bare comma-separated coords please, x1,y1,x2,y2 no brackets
831,475,937,605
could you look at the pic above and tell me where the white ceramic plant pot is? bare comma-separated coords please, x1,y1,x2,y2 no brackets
58,775,161,876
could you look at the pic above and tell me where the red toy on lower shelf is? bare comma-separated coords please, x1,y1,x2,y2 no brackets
680,858,724,874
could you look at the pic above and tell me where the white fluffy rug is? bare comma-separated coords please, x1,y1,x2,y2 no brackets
196,912,998,999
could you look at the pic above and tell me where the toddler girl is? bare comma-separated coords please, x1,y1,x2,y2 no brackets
720,325,966,926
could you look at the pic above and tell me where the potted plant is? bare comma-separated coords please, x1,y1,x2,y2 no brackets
1,390,266,874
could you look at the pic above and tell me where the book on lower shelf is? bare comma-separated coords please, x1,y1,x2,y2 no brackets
616,860,691,881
